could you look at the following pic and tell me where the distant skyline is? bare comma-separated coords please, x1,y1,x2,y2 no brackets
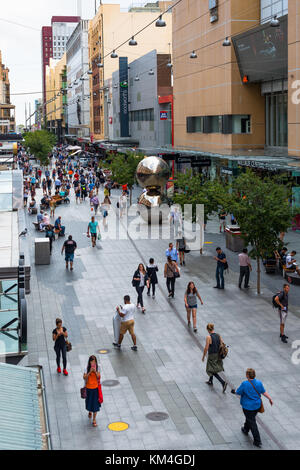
0,0,136,125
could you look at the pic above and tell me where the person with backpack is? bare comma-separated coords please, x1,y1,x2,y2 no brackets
214,247,227,289
61,235,77,271
202,323,228,392
146,258,158,299
231,368,273,448
273,284,290,343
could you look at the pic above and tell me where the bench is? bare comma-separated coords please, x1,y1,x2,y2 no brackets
32,222,40,231
264,259,277,274
29,207,38,215
283,269,300,285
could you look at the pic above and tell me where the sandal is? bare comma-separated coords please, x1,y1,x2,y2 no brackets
92,421,97,427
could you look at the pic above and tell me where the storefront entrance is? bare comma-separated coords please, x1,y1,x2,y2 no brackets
265,91,288,148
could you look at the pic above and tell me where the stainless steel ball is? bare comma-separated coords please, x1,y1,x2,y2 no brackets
136,156,170,189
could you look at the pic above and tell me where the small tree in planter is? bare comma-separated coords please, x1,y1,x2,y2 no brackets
23,130,57,166
230,170,294,294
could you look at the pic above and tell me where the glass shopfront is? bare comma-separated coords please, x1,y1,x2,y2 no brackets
265,91,288,148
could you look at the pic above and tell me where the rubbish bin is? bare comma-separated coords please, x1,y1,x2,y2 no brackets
35,238,50,265
225,225,245,252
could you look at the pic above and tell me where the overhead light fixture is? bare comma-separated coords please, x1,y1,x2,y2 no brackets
111,50,118,58
155,15,166,27
129,36,137,46
149,69,154,76
113,84,118,89
270,15,280,27
87,69,93,75
134,75,140,81
166,62,173,68
97,62,104,68
190,50,197,59
74,81,78,85
222,37,231,47
68,84,72,88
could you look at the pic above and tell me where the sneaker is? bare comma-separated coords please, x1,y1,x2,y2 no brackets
142,308,146,314
63,369,68,376
131,346,137,351
168,292,172,297
213,286,220,289
57,367,61,374
152,295,155,299
253,441,262,448
113,343,121,348
193,328,197,333
281,335,288,343
206,381,213,386
241,427,248,436
223,382,228,393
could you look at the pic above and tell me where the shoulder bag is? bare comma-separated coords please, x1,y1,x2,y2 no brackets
80,376,87,399
217,334,228,359
66,340,72,352
248,380,265,413
97,376,104,404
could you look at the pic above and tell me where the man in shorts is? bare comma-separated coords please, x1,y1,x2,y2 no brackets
87,215,100,247
274,284,290,343
61,235,77,271
113,295,137,351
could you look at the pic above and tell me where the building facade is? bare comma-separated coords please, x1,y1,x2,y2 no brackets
45,55,68,142
0,51,15,134
172,0,300,158
88,1,172,142
41,17,80,118
66,20,90,140
110,49,172,149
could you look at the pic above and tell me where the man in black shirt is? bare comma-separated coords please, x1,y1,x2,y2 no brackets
274,284,290,343
61,235,77,271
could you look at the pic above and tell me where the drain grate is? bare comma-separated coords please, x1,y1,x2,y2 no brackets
146,412,169,421
102,379,120,387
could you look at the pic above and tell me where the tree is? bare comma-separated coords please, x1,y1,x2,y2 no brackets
23,130,56,166
104,151,144,204
173,170,229,252
230,170,294,294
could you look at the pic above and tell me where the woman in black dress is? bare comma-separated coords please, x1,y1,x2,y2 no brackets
146,258,158,299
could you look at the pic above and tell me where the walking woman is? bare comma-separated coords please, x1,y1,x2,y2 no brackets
164,256,180,298
176,233,186,266
52,318,68,376
83,355,102,427
50,198,56,218
101,195,111,228
184,281,204,333
231,368,273,448
132,263,150,313
202,323,227,392
146,258,158,299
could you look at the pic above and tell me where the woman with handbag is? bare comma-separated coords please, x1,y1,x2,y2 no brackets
83,355,103,427
132,263,150,313
164,256,180,298
202,323,227,392
231,368,273,448
52,318,68,376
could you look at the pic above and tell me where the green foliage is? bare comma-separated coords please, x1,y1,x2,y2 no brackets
229,170,294,293
23,130,56,166
173,170,230,224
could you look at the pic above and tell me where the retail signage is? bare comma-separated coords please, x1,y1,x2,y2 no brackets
191,159,211,167
160,111,168,120
0,120,10,126
119,57,129,137
178,157,192,163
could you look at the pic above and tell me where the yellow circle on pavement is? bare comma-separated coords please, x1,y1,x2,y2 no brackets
108,422,129,432
99,349,108,354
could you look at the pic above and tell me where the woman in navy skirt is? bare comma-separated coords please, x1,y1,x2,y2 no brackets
83,355,101,427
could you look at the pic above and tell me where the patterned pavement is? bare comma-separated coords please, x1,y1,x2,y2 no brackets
19,183,300,450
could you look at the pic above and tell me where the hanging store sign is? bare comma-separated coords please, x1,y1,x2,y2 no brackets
160,111,168,120
119,57,129,138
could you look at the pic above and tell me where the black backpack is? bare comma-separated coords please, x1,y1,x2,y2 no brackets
272,291,281,308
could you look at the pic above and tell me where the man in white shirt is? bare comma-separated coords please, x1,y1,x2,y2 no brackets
113,295,137,351
286,251,300,276
238,248,252,288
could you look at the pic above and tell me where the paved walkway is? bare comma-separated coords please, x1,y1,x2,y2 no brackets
20,184,300,450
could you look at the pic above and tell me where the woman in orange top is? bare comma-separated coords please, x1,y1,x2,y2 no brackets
83,355,101,427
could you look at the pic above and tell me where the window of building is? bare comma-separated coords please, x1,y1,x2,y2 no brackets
232,115,251,134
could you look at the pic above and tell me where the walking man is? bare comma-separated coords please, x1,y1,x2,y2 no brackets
238,248,252,288
113,295,137,351
61,235,77,271
87,215,100,248
214,247,227,289
274,284,290,343
165,242,179,263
